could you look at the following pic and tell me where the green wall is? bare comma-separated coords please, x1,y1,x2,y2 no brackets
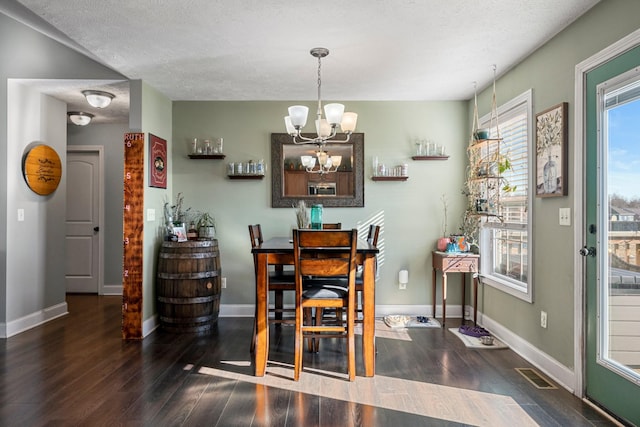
171,101,469,308
472,0,640,368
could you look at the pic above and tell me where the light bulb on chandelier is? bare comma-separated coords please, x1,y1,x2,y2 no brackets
284,48,358,146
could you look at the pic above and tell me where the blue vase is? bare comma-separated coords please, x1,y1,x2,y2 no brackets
310,204,323,229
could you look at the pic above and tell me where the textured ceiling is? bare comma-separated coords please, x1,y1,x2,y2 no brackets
4,0,600,123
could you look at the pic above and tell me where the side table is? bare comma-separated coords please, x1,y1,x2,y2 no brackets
432,251,480,327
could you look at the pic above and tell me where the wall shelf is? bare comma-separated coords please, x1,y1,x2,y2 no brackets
371,176,408,182
188,154,226,159
412,155,449,161
227,175,264,180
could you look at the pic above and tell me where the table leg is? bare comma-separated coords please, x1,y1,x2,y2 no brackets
432,267,437,322
462,273,466,323
442,272,448,327
473,273,478,326
362,254,376,377
254,253,269,376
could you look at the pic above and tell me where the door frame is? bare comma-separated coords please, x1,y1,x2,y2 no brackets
66,145,105,294
574,28,640,397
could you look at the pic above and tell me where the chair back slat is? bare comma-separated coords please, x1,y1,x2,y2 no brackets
322,222,342,230
297,229,352,248
299,258,351,276
367,224,380,246
248,224,263,248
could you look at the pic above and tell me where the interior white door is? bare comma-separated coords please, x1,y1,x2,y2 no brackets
66,150,101,293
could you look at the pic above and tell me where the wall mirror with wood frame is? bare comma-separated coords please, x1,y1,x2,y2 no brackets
271,133,364,208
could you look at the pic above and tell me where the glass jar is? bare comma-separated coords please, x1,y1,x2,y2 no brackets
310,204,323,230
214,137,223,154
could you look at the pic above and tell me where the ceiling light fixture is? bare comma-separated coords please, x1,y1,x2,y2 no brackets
82,90,115,109
67,111,94,126
284,48,357,146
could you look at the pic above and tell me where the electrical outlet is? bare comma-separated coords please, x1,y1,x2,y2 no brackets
222,277,227,288
559,208,571,226
540,311,548,328
147,209,155,221
399,282,406,290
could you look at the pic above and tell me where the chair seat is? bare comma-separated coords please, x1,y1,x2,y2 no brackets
303,285,347,299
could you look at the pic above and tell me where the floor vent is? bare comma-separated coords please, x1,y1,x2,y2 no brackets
515,368,557,389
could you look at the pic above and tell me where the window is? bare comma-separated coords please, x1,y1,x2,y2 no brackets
478,90,533,302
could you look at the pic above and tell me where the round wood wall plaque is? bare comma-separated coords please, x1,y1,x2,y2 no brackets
23,144,62,195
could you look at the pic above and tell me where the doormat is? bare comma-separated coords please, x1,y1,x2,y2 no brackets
449,328,508,349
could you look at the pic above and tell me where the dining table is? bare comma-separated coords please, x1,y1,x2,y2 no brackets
251,235,379,377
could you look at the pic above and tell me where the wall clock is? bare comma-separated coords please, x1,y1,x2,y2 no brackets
22,144,62,195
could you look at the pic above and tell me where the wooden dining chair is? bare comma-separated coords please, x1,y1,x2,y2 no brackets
249,224,295,352
293,229,358,381
322,222,342,229
313,223,379,332
356,224,380,322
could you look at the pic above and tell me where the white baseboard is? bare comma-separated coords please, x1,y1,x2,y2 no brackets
102,283,123,295
1,302,68,338
479,313,577,394
143,314,159,338
219,304,256,317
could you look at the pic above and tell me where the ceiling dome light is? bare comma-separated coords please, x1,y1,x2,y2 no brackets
82,90,115,108
67,111,94,126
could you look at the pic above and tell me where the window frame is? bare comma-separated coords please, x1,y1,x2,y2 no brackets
477,89,534,302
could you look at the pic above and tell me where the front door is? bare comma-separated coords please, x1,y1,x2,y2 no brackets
66,149,102,293
584,45,640,424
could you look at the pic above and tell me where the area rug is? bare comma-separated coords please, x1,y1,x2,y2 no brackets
383,315,441,329
449,327,509,350
354,318,442,341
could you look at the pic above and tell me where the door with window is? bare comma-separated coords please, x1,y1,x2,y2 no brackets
584,46,640,424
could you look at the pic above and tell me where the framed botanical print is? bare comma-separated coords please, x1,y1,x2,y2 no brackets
536,102,568,197
149,134,167,188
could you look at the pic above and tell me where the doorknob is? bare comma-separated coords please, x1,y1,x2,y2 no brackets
579,246,596,257
93,226,100,232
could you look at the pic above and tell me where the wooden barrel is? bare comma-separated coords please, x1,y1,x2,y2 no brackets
156,240,221,333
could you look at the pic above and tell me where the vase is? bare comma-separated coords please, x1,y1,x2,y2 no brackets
198,226,215,240
543,155,558,193
437,237,449,251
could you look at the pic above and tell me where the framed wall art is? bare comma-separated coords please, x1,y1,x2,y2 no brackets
535,102,568,197
149,134,167,188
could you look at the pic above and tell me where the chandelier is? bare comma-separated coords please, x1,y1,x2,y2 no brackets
301,150,342,174
284,48,358,145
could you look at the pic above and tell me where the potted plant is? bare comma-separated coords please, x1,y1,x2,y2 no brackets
196,211,216,239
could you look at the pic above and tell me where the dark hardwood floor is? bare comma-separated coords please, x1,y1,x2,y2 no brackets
0,295,618,426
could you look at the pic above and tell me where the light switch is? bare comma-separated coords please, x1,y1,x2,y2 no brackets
17,208,24,222
559,208,571,226
147,209,156,221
